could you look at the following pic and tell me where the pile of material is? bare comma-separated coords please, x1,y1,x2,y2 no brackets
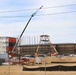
41,56,76,64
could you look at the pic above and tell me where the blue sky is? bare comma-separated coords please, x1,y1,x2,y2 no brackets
0,0,76,44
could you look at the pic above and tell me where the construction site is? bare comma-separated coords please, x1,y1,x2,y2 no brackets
0,5,76,75
0,35,76,71
20,35,76,55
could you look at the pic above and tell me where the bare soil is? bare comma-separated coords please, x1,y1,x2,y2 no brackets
0,56,76,75
0,65,76,75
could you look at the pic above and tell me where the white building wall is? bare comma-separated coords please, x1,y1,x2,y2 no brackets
0,37,9,54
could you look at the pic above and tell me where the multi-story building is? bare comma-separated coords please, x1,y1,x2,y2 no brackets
0,37,17,55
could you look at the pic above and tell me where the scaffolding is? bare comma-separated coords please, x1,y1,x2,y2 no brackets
36,35,58,56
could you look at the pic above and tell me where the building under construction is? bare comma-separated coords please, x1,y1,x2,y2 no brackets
19,35,76,56
0,35,76,57
19,43,76,55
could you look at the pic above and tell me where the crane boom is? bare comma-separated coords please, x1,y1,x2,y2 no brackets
12,6,43,53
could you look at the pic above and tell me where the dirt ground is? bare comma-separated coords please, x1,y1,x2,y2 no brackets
0,65,76,75
0,56,76,75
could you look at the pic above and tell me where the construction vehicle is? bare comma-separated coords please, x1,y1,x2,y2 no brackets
5,6,43,65
8,6,43,57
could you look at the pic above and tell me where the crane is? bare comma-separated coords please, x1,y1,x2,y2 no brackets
8,6,43,57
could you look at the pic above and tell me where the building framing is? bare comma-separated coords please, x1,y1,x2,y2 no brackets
19,43,76,55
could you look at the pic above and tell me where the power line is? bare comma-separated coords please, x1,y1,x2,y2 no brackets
43,4,76,9
37,11,76,16
0,11,76,18
0,4,76,13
